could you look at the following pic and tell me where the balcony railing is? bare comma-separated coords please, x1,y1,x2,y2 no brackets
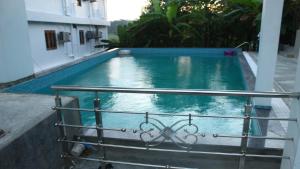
52,85,300,169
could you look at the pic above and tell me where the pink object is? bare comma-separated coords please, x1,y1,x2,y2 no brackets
224,50,235,56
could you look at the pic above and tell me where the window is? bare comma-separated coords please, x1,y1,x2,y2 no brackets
77,0,81,6
79,30,85,45
44,30,57,50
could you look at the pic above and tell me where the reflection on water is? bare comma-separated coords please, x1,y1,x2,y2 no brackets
37,54,247,134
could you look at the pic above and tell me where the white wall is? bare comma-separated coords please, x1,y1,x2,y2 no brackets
25,0,107,20
25,0,64,15
28,22,105,73
29,22,72,72
76,25,95,56
97,0,107,19
74,1,90,18
73,0,107,19
0,0,34,83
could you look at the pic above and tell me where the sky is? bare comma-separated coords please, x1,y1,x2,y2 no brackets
107,0,149,21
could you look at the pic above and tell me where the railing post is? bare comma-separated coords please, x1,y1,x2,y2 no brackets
55,92,69,168
94,92,106,165
238,97,252,169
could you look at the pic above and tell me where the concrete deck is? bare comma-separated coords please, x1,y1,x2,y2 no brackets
247,51,298,93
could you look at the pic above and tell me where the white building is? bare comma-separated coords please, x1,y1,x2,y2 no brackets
0,0,110,84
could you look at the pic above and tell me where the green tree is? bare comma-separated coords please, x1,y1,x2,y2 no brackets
126,0,205,47
117,0,300,48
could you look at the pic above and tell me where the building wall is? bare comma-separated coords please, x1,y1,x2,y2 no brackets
0,0,34,83
28,22,106,73
0,0,109,83
24,0,107,20
25,0,64,15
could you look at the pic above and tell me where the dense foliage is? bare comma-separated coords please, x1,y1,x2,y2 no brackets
115,0,300,48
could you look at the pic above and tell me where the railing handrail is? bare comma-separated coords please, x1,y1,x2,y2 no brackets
51,85,300,98
235,41,250,49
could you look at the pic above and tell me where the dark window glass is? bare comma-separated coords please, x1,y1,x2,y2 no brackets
44,30,57,50
77,0,81,6
79,30,85,45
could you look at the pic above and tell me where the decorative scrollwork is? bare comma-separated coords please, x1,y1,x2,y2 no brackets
139,115,199,150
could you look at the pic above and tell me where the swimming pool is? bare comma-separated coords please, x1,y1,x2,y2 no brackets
8,48,255,135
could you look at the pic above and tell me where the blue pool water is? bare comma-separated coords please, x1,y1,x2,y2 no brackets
33,52,249,135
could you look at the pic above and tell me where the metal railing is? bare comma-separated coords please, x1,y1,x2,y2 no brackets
52,85,300,169
235,42,250,50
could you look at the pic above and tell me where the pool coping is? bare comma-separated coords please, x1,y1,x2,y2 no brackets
3,48,120,93
0,49,119,90
35,49,119,78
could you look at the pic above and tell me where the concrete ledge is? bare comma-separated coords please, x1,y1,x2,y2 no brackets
0,49,119,90
5,48,119,93
34,49,118,77
0,93,81,169
0,75,34,90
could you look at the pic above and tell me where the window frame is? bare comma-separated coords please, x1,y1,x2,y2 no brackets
44,30,57,50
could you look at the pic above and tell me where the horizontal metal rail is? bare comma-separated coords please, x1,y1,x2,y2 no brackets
250,116,297,121
63,154,196,169
235,42,250,49
55,123,128,132
55,123,132,133
53,107,298,122
214,134,293,141
52,86,300,98
58,139,289,159
55,123,293,141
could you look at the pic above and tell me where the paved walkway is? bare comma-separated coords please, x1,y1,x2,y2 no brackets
246,51,298,148
248,51,298,93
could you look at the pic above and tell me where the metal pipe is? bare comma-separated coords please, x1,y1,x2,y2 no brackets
94,92,106,161
238,98,252,169
55,123,128,132
58,139,288,159
250,116,297,122
54,107,244,118
235,42,250,49
53,107,297,121
51,86,300,98
214,134,293,141
248,136,293,141
55,123,294,141
63,154,197,169
55,93,70,168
